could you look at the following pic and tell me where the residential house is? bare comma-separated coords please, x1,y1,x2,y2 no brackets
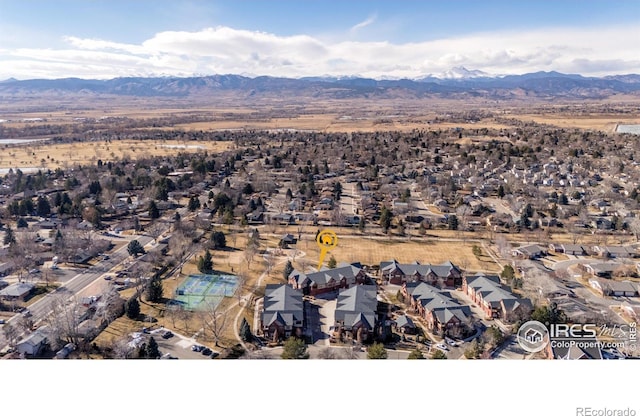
560,244,587,256
333,285,378,343
393,314,416,335
621,301,640,322
16,330,48,357
288,263,367,296
379,259,462,288
0,282,34,301
584,263,620,278
260,284,305,342
511,244,547,259
589,279,638,297
279,234,297,248
592,245,638,259
401,282,472,336
463,274,532,322
0,261,15,277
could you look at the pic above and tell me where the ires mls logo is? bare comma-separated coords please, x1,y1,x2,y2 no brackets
549,323,597,339
517,321,550,353
517,320,637,355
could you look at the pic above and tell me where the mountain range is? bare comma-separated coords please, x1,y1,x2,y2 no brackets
1,70,640,100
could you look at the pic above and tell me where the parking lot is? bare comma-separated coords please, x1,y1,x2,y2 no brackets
133,328,221,359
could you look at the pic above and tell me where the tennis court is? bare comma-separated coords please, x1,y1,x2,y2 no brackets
173,273,239,310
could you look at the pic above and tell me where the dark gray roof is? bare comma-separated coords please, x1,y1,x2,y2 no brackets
465,274,531,308
290,264,364,287
395,315,415,329
262,284,304,328
380,259,459,278
513,244,545,256
406,282,471,323
0,282,34,297
334,285,377,330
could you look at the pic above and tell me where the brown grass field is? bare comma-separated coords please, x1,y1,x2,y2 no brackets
0,139,233,170
508,114,640,132
295,235,501,273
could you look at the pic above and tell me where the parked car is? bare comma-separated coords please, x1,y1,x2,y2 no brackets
161,331,174,339
445,338,457,347
191,345,204,352
0,319,5,324
435,343,449,351
201,347,213,356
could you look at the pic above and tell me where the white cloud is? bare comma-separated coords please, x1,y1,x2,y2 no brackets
350,14,377,33
1,24,639,80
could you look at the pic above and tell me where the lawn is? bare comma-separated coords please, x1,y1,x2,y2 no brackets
294,235,501,273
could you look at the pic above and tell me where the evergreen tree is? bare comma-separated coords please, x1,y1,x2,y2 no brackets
210,231,226,249
431,350,447,359
188,196,201,212
125,297,140,320
3,227,15,245
500,264,515,283
198,250,213,273
127,240,146,257
448,214,459,230
408,348,426,359
379,205,392,233
327,255,337,269
148,200,160,219
146,336,161,359
146,275,164,303
36,195,51,217
239,318,252,342
367,342,388,359
281,337,309,359
283,260,294,280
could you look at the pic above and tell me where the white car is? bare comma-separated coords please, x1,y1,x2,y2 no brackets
445,338,457,347
435,343,449,351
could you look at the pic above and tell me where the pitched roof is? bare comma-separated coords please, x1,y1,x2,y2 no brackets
380,259,459,278
406,282,471,323
334,285,377,330
0,282,34,297
465,273,532,309
289,263,364,287
395,314,415,329
262,284,304,328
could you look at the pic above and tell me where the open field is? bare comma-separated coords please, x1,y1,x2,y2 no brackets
0,139,233,170
295,236,501,273
508,113,640,132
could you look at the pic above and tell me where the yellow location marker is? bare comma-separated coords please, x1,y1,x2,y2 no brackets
316,229,338,270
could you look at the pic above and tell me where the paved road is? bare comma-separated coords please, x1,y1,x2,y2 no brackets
0,234,153,350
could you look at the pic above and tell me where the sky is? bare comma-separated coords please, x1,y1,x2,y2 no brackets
0,0,639,80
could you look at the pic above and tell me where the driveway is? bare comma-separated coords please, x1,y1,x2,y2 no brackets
147,328,219,359
307,297,335,346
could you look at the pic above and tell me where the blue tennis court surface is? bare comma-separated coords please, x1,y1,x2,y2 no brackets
174,273,239,310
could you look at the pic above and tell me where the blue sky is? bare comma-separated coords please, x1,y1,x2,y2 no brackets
0,0,638,79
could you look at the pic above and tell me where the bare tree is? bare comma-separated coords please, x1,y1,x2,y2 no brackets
2,324,19,348
200,300,228,347
317,347,340,359
43,294,84,347
147,221,165,243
